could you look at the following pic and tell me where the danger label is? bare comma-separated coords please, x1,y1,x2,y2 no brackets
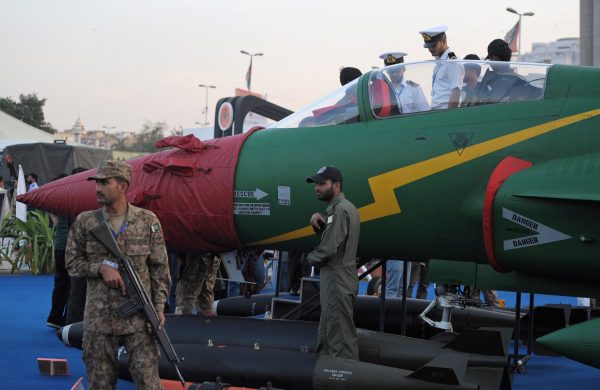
234,203,270,216
502,208,571,251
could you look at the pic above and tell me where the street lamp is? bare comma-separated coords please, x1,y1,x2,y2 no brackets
240,50,263,91
102,125,115,150
198,84,216,127
506,7,535,56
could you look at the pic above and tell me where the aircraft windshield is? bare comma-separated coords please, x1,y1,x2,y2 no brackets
369,60,551,118
270,78,360,129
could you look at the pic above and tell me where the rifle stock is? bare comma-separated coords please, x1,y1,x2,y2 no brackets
89,221,185,386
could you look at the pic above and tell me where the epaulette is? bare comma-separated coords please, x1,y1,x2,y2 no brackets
407,80,419,87
448,52,457,60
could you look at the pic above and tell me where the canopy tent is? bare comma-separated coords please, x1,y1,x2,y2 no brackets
2,143,110,186
0,110,55,150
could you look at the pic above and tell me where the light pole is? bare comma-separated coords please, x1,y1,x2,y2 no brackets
102,125,115,150
198,84,216,127
240,50,263,91
506,7,534,56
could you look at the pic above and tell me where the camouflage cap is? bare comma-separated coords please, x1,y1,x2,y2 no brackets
87,160,132,184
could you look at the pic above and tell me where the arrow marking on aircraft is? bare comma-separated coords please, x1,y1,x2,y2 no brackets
235,188,269,200
251,108,600,246
502,208,572,250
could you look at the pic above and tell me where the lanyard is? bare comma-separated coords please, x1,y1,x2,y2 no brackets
432,63,442,88
111,221,128,239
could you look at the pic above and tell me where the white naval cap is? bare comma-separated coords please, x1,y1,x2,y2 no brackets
418,25,448,48
379,52,408,66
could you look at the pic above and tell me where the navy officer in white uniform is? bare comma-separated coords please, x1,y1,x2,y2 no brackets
379,52,430,114
419,26,464,110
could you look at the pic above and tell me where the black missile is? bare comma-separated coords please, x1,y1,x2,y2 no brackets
118,344,479,390
213,293,516,338
59,316,509,389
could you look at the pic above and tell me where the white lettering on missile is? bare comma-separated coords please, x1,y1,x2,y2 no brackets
502,208,571,250
323,368,352,381
234,203,270,216
278,186,291,206
234,188,269,200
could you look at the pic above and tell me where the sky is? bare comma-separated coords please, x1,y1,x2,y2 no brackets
0,0,580,133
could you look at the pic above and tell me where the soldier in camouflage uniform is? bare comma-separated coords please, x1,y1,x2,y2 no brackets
65,160,170,390
306,166,360,360
175,253,222,315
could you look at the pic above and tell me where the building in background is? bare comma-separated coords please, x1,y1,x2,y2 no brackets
55,117,136,149
580,0,600,66
518,38,580,65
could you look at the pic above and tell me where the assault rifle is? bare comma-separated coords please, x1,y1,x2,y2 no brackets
90,221,185,386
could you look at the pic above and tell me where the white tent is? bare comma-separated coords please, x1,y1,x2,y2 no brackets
0,110,55,150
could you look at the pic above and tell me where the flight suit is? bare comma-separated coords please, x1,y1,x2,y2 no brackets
176,253,222,315
66,204,170,390
307,193,360,360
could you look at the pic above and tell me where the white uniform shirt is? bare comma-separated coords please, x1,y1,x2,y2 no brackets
431,48,464,110
392,79,430,114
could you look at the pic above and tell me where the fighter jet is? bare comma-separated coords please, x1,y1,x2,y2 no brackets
18,59,600,367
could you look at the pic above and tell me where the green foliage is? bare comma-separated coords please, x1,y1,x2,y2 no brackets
114,121,168,152
0,93,55,134
0,211,55,275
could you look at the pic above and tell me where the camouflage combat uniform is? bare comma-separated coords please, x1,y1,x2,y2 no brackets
66,204,170,390
307,193,360,360
176,253,222,315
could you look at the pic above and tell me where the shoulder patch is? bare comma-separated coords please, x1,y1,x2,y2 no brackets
448,52,457,60
407,80,419,87
151,223,160,233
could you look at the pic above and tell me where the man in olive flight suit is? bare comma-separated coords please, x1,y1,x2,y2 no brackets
66,160,170,390
306,166,360,360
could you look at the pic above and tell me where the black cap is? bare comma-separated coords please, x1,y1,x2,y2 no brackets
339,67,362,86
486,39,512,61
306,166,343,184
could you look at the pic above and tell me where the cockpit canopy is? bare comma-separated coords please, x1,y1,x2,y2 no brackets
270,60,552,129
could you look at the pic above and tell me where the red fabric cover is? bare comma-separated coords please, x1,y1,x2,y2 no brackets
482,156,533,272
370,79,392,118
17,130,260,253
155,134,205,152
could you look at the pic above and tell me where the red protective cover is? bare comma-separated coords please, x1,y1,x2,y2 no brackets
17,130,260,253
482,156,532,272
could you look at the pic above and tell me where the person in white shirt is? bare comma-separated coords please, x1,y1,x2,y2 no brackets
379,52,430,114
26,173,39,191
419,25,464,110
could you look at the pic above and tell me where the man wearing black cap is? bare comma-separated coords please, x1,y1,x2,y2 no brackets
306,166,360,360
339,67,362,86
477,38,540,104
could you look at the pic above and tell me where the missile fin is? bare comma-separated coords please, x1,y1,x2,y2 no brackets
408,350,468,385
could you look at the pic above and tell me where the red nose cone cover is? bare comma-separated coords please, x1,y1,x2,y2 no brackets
17,131,259,253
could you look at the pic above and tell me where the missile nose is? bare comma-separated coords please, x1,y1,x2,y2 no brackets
537,318,600,368
56,324,72,347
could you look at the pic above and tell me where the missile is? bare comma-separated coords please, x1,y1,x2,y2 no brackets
58,316,509,369
118,344,479,390
213,294,516,338
536,318,600,369
59,317,509,389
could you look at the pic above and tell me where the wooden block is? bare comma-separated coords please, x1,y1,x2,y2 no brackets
37,357,69,376
70,377,85,390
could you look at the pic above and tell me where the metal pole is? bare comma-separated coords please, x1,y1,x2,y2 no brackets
274,251,283,298
518,14,522,56
248,56,253,91
401,260,408,336
379,260,387,332
204,87,209,126
527,293,535,355
513,291,522,369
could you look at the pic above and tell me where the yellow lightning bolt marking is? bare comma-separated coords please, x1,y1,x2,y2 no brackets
251,108,600,246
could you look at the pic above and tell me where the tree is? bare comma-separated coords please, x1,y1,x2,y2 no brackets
114,121,168,152
0,93,55,134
